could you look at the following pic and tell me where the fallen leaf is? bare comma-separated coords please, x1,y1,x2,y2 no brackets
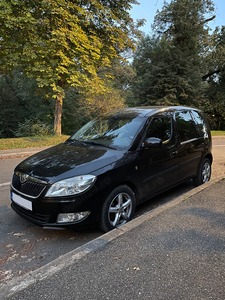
22,239,30,243
26,256,35,263
36,237,49,242
13,233,25,237
5,244,14,248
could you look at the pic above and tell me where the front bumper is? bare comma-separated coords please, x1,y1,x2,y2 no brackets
10,182,105,229
10,168,115,229
11,201,98,229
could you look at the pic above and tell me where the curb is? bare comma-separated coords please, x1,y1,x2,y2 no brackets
1,174,225,299
212,136,225,139
0,151,39,158
0,147,51,159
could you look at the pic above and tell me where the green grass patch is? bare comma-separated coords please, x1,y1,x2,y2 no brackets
0,130,224,151
211,131,225,136
0,135,69,150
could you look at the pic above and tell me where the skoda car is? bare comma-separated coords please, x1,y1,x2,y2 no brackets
11,106,212,232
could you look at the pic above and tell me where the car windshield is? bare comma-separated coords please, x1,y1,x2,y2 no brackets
69,115,145,150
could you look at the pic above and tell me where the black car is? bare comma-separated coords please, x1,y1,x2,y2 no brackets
11,106,212,232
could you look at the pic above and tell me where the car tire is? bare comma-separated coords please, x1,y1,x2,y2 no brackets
100,185,136,232
193,158,211,186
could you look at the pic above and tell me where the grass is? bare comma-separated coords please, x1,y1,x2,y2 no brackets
211,131,225,136
0,130,224,150
0,135,69,150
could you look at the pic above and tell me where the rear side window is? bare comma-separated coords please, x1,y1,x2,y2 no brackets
191,110,208,138
146,117,172,142
175,111,198,142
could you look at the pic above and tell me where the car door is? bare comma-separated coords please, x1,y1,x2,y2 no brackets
175,110,203,181
137,114,179,200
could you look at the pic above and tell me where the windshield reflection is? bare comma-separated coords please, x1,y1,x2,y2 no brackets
70,116,145,150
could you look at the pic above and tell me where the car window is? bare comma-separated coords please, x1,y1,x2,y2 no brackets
191,110,209,138
70,116,145,150
146,117,172,142
175,111,198,142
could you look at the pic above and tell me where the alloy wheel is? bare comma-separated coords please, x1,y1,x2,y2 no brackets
108,192,132,227
202,162,211,183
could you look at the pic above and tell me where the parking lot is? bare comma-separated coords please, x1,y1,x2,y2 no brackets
0,138,224,285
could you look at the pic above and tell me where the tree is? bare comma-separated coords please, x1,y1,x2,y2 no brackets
0,69,53,138
203,26,225,129
202,26,225,80
132,0,216,107
62,59,136,134
0,59,137,137
0,0,141,135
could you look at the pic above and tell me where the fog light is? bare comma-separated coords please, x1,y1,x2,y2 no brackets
57,211,90,223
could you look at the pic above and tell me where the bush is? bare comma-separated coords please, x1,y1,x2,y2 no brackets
15,117,54,137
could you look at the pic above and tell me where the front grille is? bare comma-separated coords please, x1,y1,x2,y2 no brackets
12,202,50,224
12,173,47,198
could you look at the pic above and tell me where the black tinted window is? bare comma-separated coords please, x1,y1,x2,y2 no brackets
175,111,198,142
191,110,208,138
146,117,172,142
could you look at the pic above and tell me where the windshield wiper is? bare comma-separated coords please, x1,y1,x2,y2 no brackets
65,139,87,146
84,141,116,150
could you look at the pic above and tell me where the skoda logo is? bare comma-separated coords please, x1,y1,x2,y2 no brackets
20,174,29,184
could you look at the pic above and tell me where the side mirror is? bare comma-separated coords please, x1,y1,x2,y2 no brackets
142,137,162,148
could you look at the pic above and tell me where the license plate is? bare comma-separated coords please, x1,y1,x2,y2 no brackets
11,192,32,211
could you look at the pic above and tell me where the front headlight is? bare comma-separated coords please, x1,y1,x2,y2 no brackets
45,175,96,197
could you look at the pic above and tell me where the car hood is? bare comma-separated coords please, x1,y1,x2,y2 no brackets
15,143,124,183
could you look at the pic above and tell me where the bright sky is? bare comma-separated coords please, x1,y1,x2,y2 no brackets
130,0,225,35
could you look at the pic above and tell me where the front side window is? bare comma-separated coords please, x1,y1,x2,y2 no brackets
175,111,198,143
146,117,172,142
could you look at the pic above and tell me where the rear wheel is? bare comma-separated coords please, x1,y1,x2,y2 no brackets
100,185,136,232
193,158,211,186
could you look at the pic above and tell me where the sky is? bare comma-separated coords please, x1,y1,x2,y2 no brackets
130,0,225,35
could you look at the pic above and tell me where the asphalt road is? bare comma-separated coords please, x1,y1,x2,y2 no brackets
0,138,224,285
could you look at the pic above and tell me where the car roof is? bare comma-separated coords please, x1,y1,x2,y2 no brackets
105,106,200,118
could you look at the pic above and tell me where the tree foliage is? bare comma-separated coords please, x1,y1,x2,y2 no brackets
203,26,225,129
0,69,54,138
0,0,141,135
0,60,135,137
60,59,136,135
132,0,216,108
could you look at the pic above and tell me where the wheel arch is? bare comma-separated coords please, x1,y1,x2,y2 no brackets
196,153,213,177
204,153,213,165
103,180,140,205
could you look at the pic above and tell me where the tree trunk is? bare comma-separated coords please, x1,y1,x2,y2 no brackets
54,94,63,136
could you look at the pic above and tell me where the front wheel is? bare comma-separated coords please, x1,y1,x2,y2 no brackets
100,185,136,232
193,158,211,186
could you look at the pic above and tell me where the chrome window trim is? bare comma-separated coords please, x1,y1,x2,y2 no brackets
180,138,199,145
